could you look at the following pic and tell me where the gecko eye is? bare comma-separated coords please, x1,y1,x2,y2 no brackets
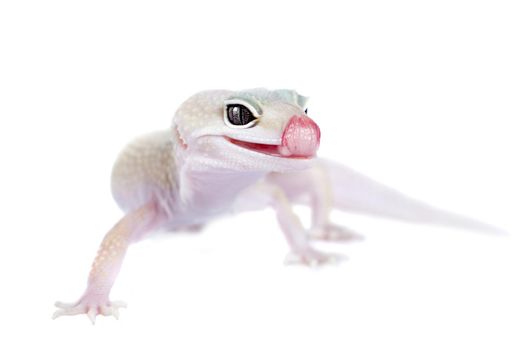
224,102,259,128
226,105,255,126
304,108,308,114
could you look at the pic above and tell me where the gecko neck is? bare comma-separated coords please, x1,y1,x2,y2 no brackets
182,168,266,214
175,142,268,213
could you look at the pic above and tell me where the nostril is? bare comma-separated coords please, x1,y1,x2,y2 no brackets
280,115,321,157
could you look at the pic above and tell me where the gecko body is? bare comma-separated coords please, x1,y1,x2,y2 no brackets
54,88,498,323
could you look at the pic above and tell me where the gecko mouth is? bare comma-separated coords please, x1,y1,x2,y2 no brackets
225,115,321,159
227,137,312,159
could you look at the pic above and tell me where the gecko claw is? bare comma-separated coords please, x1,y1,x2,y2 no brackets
87,308,97,324
52,309,66,320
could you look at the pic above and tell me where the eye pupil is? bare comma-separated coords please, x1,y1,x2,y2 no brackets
231,106,241,124
227,104,256,126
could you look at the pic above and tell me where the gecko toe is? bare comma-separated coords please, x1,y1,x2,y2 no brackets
54,301,75,309
310,224,364,242
53,296,127,323
52,303,85,319
285,248,347,267
112,307,120,320
111,300,127,308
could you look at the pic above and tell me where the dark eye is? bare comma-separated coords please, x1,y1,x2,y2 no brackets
226,104,257,126
304,108,308,114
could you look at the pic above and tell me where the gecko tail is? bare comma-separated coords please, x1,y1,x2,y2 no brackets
319,159,505,234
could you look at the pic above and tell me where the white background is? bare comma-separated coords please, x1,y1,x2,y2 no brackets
1,1,524,349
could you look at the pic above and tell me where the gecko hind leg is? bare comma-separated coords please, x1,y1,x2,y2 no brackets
53,201,165,324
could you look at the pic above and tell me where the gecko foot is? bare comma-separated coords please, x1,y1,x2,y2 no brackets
53,294,126,324
310,223,364,242
285,248,346,267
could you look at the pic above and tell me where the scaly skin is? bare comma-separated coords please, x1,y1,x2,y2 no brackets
54,88,499,323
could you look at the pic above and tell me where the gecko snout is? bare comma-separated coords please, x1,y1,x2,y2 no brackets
279,115,321,158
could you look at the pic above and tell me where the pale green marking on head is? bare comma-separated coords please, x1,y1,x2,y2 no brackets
272,89,309,109
231,88,308,110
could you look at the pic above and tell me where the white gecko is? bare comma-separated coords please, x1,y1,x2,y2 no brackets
53,88,499,323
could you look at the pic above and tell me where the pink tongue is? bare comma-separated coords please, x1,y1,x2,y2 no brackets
279,115,321,157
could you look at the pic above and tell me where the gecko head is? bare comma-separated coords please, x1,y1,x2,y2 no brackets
172,88,320,171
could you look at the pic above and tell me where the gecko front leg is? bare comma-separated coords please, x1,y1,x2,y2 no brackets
308,165,363,242
266,167,362,242
260,184,345,266
53,201,165,323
